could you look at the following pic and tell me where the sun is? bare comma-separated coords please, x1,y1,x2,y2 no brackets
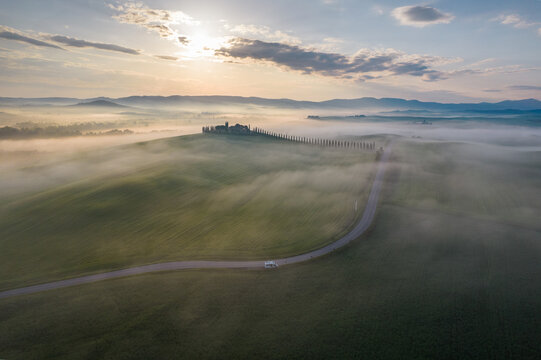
182,30,228,59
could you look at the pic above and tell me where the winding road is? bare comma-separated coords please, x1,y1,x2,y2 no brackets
0,145,392,300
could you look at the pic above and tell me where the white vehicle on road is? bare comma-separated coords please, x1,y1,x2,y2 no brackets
264,260,278,269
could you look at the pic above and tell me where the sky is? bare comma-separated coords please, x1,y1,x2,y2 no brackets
0,0,540,102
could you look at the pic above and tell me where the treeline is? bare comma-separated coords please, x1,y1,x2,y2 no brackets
252,127,378,151
202,123,380,152
85,129,134,136
0,125,133,139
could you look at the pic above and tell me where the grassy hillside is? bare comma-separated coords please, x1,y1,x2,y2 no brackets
1,138,541,359
0,134,376,290
391,141,541,229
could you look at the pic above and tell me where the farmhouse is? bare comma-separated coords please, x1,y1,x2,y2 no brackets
202,122,251,135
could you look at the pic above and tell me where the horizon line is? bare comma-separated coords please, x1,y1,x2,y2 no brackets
0,94,540,105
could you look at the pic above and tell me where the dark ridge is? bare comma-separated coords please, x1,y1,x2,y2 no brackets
71,99,127,108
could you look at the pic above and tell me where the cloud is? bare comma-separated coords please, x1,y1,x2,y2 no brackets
0,29,63,50
0,26,139,55
469,58,496,68
482,89,502,93
495,14,538,29
392,5,454,27
216,38,454,82
314,37,346,52
47,35,139,55
228,24,301,45
508,85,541,91
109,1,196,45
178,36,189,45
155,55,178,61
446,64,538,79
494,14,541,37
372,5,384,16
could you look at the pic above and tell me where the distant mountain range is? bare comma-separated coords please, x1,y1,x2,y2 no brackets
69,99,128,108
0,95,540,112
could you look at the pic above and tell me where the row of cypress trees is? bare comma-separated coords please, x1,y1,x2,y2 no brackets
251,127,376,150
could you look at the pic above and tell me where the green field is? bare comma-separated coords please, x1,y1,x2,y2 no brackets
0,134,376,290
2,136,541,359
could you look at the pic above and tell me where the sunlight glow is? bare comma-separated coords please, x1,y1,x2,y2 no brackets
181,30,229,59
